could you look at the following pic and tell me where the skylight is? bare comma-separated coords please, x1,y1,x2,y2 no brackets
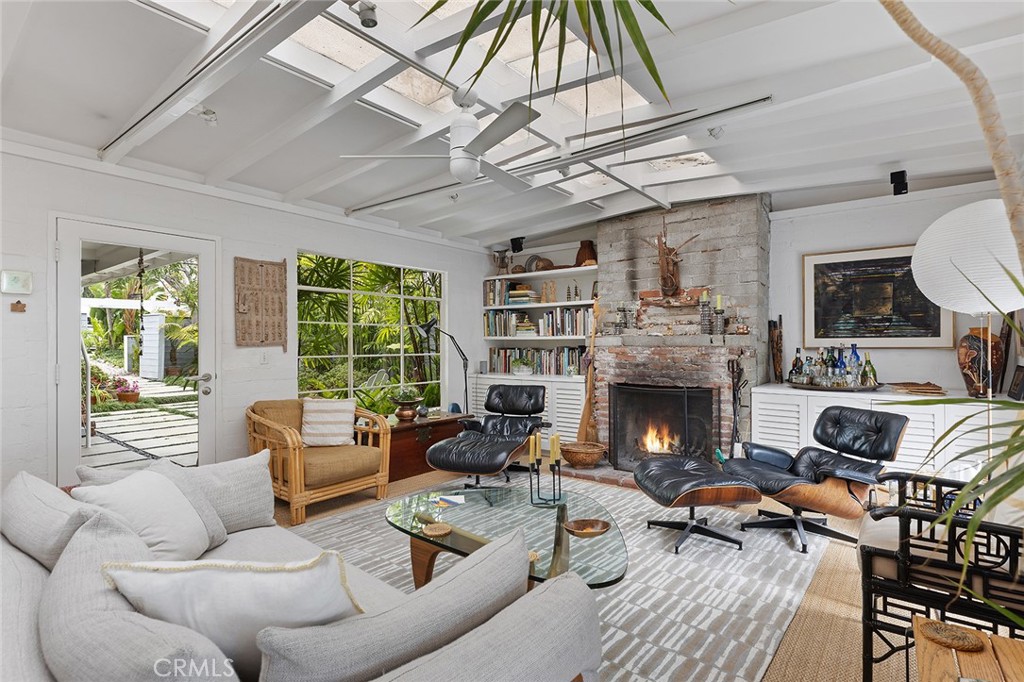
383,70,456,113
648,152,716,172
555,77,648,118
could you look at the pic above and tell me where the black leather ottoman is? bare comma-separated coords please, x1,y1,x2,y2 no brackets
634,456,762,552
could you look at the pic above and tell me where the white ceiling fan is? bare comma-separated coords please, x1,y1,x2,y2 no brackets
338,86,539,192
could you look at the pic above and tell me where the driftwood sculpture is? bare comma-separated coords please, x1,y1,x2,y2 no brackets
640,224,700,296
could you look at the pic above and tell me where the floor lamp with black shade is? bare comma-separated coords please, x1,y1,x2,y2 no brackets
417,317,469,414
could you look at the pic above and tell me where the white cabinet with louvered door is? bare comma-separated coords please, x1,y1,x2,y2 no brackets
751,390,807,453
942,404,1011,480
868,401,941,474
468,374,583,449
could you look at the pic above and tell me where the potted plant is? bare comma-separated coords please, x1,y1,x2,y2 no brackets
113,377,141,403
390,386,423,421
511,358,534,376
89,384,112,405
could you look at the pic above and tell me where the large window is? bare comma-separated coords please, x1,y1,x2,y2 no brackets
297,253,443,413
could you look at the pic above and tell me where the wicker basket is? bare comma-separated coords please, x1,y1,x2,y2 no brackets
561,441,606,469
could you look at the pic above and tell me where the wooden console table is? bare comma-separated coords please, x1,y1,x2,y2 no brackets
388,412,470,482
913,615,1024,682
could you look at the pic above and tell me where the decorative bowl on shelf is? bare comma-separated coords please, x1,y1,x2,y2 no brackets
563,519,610,538
561,441,606,469
511,365,533,376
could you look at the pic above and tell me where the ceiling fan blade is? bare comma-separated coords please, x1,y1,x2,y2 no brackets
480,159,532,193
337,155,449,159
464,102,540,157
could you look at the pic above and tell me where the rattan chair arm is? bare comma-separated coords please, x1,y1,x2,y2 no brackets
245,407,303,450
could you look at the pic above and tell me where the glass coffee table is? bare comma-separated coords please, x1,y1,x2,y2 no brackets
385,488,628,589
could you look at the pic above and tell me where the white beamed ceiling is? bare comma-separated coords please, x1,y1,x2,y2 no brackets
2,0,1022,248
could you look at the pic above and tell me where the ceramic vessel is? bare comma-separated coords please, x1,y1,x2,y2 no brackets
392,398,423,421
957,327,1005,398
574,240,597,266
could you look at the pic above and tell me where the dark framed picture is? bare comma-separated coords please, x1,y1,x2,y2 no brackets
1008,364,1024,401
803,245,954,349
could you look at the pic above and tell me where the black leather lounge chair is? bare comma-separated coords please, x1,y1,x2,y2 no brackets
723,405,909,553
425,384,547,487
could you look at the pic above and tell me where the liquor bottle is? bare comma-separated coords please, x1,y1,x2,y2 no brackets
825,347,837,374
849,343,861,367
836,347,847,375
863,353,878,386
788,349,801,382
815,350,826,379
804,356,814,376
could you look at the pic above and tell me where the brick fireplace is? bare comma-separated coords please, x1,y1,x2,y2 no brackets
593,195,770,469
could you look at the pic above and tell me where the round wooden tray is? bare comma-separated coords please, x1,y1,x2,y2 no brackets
919,621,985,651
786,381,883,392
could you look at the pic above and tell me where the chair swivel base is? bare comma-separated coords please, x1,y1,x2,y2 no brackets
741,508,857,553
462,471,511,489
647,507,744,552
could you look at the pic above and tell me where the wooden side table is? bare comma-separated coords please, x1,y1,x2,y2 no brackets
388,412,471,482
913,615,1024,682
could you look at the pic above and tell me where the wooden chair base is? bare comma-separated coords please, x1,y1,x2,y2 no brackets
647,507,744,552
741,508,856,553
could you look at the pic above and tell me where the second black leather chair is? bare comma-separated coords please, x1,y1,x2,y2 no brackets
426,384,548,487
723,405,909,553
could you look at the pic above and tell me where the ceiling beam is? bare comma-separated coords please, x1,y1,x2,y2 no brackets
585,160,669,209
563,17,1022,139
99,0,332,164
204,55,405,184
504,1,839,106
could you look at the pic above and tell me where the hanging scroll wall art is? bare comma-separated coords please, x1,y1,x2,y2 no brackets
234,257,287,351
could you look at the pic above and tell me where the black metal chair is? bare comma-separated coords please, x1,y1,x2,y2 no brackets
723,406,909,553
425,384,547,487
859,471,1024,682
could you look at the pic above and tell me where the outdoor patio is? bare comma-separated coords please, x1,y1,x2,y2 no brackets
81,374,198,469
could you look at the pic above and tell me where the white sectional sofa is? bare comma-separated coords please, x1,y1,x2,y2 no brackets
1,452,602,682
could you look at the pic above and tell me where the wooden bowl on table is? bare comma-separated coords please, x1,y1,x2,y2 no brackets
563,519,610,538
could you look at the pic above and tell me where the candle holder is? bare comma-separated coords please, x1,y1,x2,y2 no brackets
530,452,563,506
700,301,713,334
712,308,725,336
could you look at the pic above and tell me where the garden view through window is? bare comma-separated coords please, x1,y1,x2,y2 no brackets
297,253,443,413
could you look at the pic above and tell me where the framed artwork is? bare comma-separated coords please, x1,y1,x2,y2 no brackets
803,245,954,349
1008,364,1024,401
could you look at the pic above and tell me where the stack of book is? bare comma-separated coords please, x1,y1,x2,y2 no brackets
515,316,538,337
508,287,540,305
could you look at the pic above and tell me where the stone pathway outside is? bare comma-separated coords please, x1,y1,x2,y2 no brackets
81,358,199,469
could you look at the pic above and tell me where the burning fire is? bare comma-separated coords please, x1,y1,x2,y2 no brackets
642,422,681,454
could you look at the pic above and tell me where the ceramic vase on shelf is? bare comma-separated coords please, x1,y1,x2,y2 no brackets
574,240,597,267
957,327,1005,398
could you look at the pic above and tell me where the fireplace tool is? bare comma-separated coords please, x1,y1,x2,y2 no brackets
728,359,747,455
529,432,563,505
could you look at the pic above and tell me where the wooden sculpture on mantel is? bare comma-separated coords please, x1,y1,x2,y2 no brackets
640,224,700,296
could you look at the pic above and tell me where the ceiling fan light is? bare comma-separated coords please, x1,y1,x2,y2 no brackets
450,157,480,184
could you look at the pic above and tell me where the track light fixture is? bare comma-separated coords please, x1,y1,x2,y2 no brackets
510,237,526,253
349,1,377,28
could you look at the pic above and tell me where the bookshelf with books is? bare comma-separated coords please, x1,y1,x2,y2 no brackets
481,264,596,378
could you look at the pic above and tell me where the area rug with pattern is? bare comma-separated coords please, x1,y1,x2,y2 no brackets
290,477,827,682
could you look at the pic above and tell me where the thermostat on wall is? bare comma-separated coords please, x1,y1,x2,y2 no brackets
0,271,32,295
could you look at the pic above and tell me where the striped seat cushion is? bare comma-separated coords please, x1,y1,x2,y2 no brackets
301,398,356,447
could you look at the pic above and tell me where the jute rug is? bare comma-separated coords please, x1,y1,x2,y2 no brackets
290,477,828,681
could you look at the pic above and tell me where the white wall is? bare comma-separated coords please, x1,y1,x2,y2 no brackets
1,151,490,485
769,180,1004,389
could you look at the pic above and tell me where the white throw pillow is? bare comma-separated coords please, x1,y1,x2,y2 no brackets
103,551,363,681
301,397,356,446
70,470,212,561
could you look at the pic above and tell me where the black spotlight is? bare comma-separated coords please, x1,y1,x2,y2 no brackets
890,170,908,196
510,237,525,253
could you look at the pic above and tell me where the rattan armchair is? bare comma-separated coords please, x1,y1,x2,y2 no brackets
245,399,391,525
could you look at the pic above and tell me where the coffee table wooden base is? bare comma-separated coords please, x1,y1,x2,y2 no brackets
410,536,447,588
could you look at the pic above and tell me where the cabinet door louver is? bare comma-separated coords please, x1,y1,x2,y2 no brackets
752,397,804,453
870,402,939,474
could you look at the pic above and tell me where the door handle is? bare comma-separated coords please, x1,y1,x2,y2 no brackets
185,372,213,383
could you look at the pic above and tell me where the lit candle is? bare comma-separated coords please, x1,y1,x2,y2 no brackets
551,434,560,464
528,433,536,463
700,290,709,303
716,294,722,309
